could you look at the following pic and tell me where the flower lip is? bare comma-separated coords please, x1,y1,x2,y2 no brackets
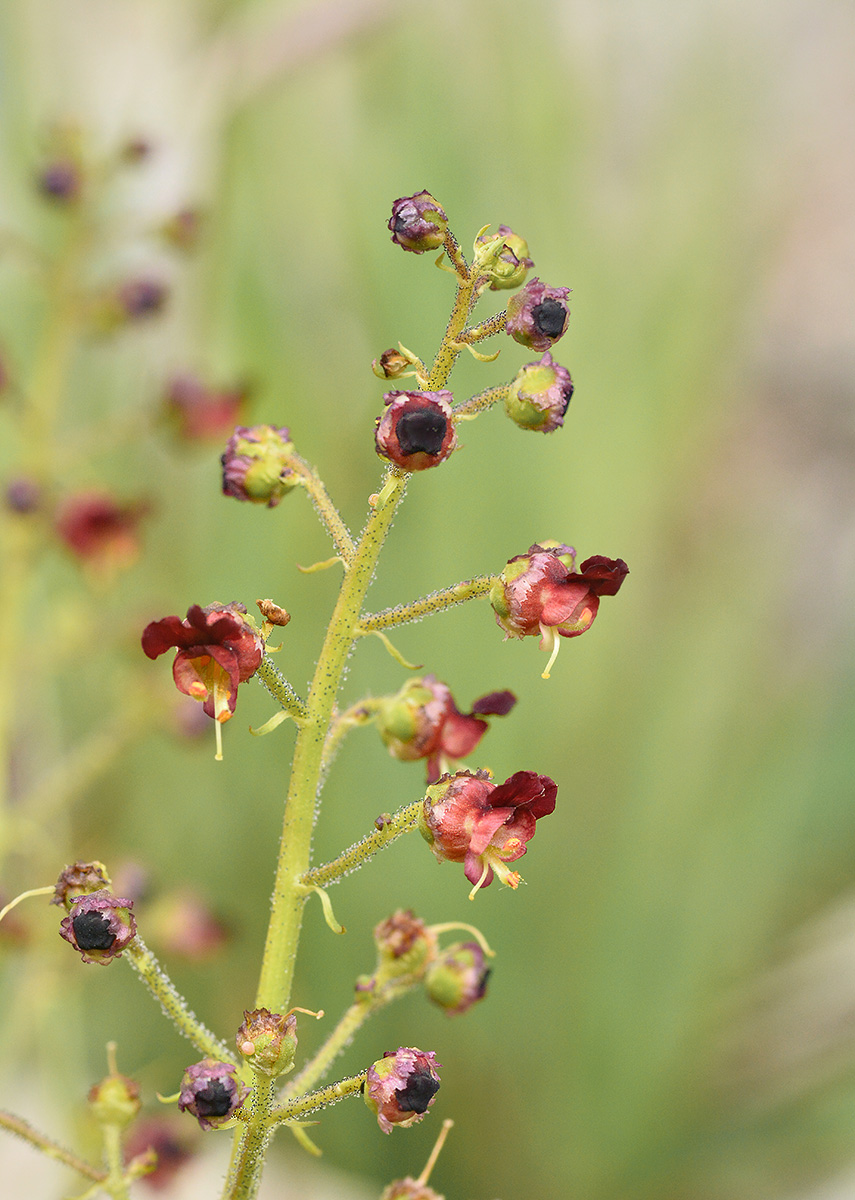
375,391,457,472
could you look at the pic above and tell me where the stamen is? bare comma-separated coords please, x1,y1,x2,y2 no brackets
467,860,491,902
539,623,561,679
214,719,223,762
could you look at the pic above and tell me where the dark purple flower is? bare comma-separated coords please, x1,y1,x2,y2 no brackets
164,374,248,441
59,890,136,964
364,1048,441,1133
55,491,147,567
505,278,571,351
375,391,457,472
388,192,448,254
178,1060,249,1130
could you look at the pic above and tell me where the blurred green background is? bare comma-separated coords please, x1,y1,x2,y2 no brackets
1,0,854,1197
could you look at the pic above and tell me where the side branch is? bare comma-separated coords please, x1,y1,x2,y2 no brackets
358,575,495,634
270,1074,366,1126
125,937,237,1063
453,385,509,421
0,1110,107,1183
290,454,356,564
302,800,422,889
256,658,309,722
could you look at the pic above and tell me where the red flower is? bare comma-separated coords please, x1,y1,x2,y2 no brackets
55,491,146,568
420,769,557,896
377,676,516,782
141,603,263,728
490,543,628,677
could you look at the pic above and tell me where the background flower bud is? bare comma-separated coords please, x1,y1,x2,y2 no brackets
425,942,490,1015
88,1073,142,1129
221,424,297,507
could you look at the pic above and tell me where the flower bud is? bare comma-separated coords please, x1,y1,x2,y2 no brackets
88,1073,141,1129
117,278,168,320
59,890,136,964
505,278,571,350
221,425,297,507
178,1060,249,1130
161,207,202,251
375,391,456,472
473,225,533,291
425,942,490,1015
505,352,573,433
364,1048,441,1133
235,1009,298,1077
372,348,411,380
388,192,448,254
52,861,112,910
4,478,42,515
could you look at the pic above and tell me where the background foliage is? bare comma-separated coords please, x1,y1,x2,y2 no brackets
1,1,854,1197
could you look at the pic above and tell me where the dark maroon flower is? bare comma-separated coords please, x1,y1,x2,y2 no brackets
376,676,516,782
425,941,491,1015
490,542,628,676
473,224,534,291
178,1060,249,1131
221,425,297,507
364,1048,441,1133
55,491,147,567
505,352,573,433
375,391,457,472
388,192,448,254
59,890,136,964
141,602,264,726
505,278,571,351
123,1116,198,1192
420,769,557,895
148,889,230,962
164,374,248,441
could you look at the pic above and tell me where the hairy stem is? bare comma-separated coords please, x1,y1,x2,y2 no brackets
290,455,355,563
222,1077,274,1200
358,575,495,633
0,1110,106,1183
270,1073,366,1126
256,657,309,722
302,800,422,889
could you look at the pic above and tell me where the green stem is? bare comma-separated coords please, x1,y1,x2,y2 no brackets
221,1076,275,1200
291,455,355,563
102,1124,130,1200
358,575,495,633
270,1074,366,1126
0,1110,106,1183
302,800,422,889
124,938,236,1063
256,657,308,722
457,310,507,343
254,468,408,1013
453,385,509,421
426,253,480,391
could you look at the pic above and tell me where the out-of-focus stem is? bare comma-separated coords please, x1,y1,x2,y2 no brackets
301,799,422,889
358,575,495,633
102,1124,130,1200
125,938,236,1063
0,1110,107,1183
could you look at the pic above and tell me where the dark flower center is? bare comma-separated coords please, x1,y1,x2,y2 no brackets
558,381,574,416
194,1081,233,1119
72,910,116,951
532,298,566,339
396,409,448,457
395,1068,440,1114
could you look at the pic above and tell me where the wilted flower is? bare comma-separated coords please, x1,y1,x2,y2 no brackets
505,352,573,433
364,1048,441,1133
178,1060,249,1130
372,348,411,380
505,278,571,350
164,374,248,441
388,192,448,254
141,602,264,726
376,676,516,782
473,224,533,290
52,861,112,910
59,890,136,964
221,425,297,507
375,391,456,472
55,491,147,568
420,769,557,895
235,1009,298,1077
424,941,490,1015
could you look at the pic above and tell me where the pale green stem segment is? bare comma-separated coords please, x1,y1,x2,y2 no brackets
426,242,483,390
320,698,384,778
453,385,509,421
270,1074,366,1127
222,1076,275,1200
358,575,495,634
256,657,309,722
0,1110,107,1183
102,1124,131,1200
253,468,409,1014
290,455,355,564
282,978,421,1099
456,310,507,344
124,938,237,1063
302,800,422,890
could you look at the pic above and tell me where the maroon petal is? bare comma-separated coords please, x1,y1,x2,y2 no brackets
538,580,594,627
440,712,488,760
578,556,629,596
142,615,197,658
464,850,494,888
490,770,558,820
471,690,517,716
